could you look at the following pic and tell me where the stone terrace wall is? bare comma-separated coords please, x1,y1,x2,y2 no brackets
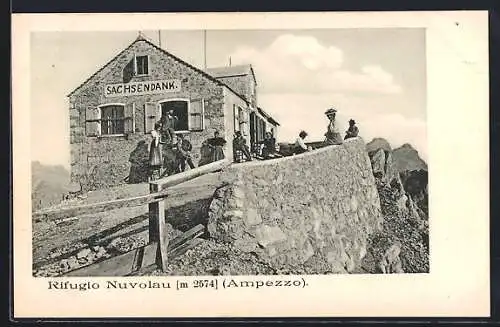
207,137,383,273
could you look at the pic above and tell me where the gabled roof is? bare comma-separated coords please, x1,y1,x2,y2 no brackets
67,35,249,105
205,64,257,85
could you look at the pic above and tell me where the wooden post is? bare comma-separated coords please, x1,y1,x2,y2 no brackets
148,184,159,243
149,183,168,271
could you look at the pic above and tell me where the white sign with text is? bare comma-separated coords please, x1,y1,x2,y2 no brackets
104,79,181,97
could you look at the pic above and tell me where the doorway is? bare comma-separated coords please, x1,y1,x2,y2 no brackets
160,100,189,131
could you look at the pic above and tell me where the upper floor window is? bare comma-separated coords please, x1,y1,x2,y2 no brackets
135,55,149,75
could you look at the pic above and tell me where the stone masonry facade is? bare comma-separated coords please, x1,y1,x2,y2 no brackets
68,38,246,190
207,137,383,273
216,73,257,108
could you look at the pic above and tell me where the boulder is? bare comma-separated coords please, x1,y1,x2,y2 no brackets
378,242,404,273
76,248,92,260
253,225,287,248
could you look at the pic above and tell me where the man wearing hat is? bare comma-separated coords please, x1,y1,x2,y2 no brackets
344,119,359,140
324,107,343,145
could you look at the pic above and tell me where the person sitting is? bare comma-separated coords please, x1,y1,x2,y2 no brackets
176,133,195,172
233,131,253,162
207,130,227,162
262,131,277,159
294,131,310,154
344,119,359,140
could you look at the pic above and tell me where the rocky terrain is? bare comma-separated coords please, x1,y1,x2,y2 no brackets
33,138,429,276
361,138,429,273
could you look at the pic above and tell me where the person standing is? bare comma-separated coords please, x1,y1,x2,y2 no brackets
176,133,195,172
233,131,253,162
344,119,359,140
160,109,178,145
198,140,213,167
324,108,343,145
149,122,163,180
207,130,227,162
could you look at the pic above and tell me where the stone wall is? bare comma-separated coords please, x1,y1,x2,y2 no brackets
69,39,244,190
207,137,383,273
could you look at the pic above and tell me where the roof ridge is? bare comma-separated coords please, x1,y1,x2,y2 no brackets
205,64,257,84
67,37,250,105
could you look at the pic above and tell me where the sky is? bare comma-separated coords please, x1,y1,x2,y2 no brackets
30,28,427,169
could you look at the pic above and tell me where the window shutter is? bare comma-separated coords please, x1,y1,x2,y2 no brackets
238,107,248,123
189,99,204,131
233,105,239,132
144,102,157,133
85,106,101,137
132,54,137,76
124,103,135,134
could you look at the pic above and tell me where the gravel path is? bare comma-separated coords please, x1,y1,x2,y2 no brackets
32,173,222,276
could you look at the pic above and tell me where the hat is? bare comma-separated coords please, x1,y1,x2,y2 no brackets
325,108,337,116
349,119,356,124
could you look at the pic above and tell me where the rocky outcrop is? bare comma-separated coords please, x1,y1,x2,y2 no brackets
363,142,429,273
400,169,428,218
366,138,392,153
208,138,383,274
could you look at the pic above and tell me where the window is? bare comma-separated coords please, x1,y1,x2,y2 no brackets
101,105,125,135
135,55,149,75
85,103,135,137
256,117,266,142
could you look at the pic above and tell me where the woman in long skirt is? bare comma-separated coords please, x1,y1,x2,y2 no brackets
324,108,343,146
198,140,213,167
149,122,163,180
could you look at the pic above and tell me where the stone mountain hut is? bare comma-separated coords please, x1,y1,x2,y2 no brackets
68,34,280,190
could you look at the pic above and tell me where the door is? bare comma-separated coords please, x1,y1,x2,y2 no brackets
249,111,256,146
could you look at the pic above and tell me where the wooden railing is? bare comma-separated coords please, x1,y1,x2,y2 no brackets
33,159,231,276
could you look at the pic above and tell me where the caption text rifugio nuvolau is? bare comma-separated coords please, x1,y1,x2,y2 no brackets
47,278,309,291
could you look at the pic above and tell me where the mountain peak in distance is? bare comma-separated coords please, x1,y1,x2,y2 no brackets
393,143,428,172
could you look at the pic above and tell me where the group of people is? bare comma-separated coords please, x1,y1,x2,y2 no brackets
148,116,196,180
148,112,247,180
293,108,359,154
147,107,358,179
233,130,279,162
